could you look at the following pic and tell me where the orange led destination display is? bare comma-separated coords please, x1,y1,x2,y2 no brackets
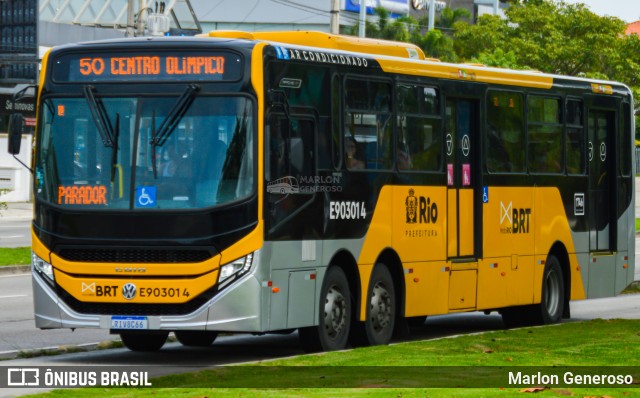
54,52,242,82
58,185,107,205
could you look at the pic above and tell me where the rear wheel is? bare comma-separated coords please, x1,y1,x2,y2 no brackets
175,331,218,347
299,266,351,352
351,263,396,346
539,255,564,324
502,254,564,328
120,331,169,352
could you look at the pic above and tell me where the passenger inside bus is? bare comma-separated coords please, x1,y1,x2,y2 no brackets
396,141,413,170
344,136,365,169
159,143,180,177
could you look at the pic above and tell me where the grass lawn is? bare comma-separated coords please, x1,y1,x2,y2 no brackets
0,246,30,266
23,319,640,397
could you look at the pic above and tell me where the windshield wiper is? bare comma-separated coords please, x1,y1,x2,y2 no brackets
151,83,200,147
111,113,120,183
150,83,200,179
83,85,114,147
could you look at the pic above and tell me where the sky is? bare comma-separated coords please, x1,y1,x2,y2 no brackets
562,0,640,23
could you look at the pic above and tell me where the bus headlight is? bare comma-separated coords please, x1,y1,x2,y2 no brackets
218,253,254,288
32,252,54,282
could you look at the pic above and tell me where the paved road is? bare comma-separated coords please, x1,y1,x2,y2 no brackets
0,202,31,248
0,273,114,356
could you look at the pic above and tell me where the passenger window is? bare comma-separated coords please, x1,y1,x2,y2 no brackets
528,96,562,174
486,90,525,173
566,99,585,175
397,84,442,171
345,78,392,170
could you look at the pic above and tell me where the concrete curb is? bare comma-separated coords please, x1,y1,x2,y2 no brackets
0,265,30,275
0,341,123,361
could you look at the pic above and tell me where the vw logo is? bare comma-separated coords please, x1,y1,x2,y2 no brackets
122,283,137,300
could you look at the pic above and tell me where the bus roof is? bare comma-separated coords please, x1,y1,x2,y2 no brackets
198,30,630,94
201,30,426,61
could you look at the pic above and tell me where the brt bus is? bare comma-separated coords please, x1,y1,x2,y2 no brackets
7,31,635,352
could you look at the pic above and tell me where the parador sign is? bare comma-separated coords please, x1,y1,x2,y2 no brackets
274,46,371,67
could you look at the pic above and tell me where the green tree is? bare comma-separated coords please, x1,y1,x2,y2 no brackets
435,6,471,30
453,14,507,61
413,28,457,62
454,1,629,76
474,48,524,69
346,7,414,42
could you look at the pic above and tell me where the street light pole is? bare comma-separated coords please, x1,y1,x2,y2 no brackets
428,0,435,31
330,0,340,34
358,0,366,37
126,0,135,37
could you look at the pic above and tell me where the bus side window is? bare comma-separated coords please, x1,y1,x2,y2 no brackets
528,96,562,174
566,99,585,175
396,84,442,172
486,90,525,173
345,78,393,170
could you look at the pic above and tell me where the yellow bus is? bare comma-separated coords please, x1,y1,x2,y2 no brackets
7,31,635,352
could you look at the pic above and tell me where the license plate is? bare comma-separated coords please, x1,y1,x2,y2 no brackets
111,316,148,330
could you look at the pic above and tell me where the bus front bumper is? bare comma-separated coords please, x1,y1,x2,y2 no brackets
32,267,265,332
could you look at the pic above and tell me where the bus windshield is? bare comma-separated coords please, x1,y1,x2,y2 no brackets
35,95,255,210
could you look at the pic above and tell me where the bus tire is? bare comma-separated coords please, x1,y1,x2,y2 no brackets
501,306,530,328
406,316,427,327
175,331,218,347
360,263,396,346
299,266,351,352
539,254,564,324
501,255,564,328
120,331,169,352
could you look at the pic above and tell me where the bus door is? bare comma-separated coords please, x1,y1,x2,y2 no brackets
587,108,617,296
445,98,480,311
445,99,479,259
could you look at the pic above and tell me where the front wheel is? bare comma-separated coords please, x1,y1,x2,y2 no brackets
120,331,169,352
299,266,352,352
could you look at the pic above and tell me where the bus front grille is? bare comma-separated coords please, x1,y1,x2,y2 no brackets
56,247,214,264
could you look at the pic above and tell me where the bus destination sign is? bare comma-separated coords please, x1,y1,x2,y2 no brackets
53,52,242,83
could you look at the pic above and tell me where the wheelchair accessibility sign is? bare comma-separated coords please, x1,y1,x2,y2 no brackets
135,186,156,208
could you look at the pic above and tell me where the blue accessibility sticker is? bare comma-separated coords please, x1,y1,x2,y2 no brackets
135,186,157,208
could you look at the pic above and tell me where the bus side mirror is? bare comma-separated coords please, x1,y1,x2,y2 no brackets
7,113,24,155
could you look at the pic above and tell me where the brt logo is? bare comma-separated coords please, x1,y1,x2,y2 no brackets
500,201,531,234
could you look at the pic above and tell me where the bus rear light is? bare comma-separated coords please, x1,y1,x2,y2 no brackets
32,252,54,282
271,287,280,293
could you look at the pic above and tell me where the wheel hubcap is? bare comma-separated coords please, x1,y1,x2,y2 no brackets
323,285,347,339
544,268,561,317
370,281,392,333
